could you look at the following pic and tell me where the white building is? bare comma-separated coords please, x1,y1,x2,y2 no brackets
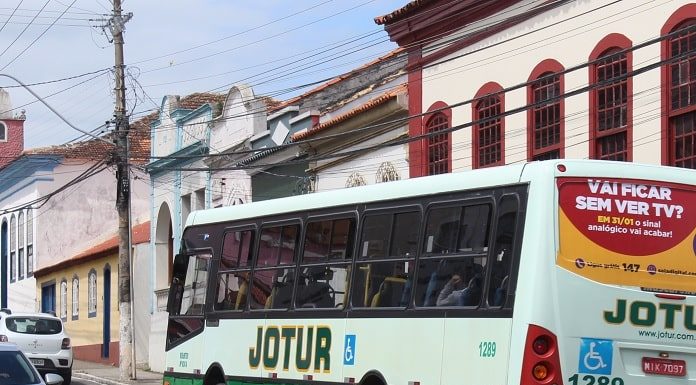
376,1,696,176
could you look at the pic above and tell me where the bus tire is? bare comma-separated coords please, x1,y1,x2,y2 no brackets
359,371,386,385
203,364,226,385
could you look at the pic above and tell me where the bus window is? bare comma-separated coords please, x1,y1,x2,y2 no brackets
487,195,518,307
353,211,420,308
221,230,254,269
416,203,491,307
251,224,299,310
215,230,255,311
298,218,355,309
180,254,211,315
214,271,250,311
423,205,490,254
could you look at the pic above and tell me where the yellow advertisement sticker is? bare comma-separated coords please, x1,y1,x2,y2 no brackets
557,177,696,292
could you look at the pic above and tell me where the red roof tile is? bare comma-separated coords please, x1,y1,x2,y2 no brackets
33,221,151,278
374,0,435,25
270,48,404,113
178,92,225,110
292,84,406,142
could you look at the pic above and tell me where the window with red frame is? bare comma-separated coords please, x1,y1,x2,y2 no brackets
474,95,503,168
592,48,629,161
667,20,696,169
426,112,450,175
530,73,562,160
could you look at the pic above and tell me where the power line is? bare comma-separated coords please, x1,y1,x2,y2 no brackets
0,0,79,71
0,0,49,62
142,43,695,172
0,0,24,34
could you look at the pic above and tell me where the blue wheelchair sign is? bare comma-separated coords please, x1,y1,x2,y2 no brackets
578,338,613,375
344,334,356,365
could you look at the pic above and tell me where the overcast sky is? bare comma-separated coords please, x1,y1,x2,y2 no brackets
0,0,404,149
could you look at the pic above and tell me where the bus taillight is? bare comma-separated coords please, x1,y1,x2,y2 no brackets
521,324,563,385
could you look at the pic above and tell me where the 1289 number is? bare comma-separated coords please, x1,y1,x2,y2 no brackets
568,374,624,385
478,341,496,357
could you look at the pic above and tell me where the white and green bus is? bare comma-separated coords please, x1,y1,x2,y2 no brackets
163,160,696,385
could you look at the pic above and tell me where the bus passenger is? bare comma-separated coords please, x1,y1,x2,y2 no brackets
436,271,481,306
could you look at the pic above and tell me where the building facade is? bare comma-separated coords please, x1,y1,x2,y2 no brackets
376,1,696,176
33,222,149,366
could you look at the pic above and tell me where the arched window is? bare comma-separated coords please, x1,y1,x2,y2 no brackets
72,275,79,319
26,209,33,277
88,269,97,317
424,102,452,175
473,83,505,168
17,212,24,280
528,59,565,160
661,6,696,168
60,279,68,320
589,34,633,161
9,215,15,283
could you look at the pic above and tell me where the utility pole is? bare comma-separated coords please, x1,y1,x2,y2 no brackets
108,0,134,380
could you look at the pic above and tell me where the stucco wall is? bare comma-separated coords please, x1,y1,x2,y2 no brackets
420,1,687,169
36,164,149,270
35,254,119,354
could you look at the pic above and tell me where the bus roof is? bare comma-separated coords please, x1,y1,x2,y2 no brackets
186,160,696,228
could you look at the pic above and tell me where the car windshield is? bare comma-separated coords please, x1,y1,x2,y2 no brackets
6,317,62,335
0,351,42,385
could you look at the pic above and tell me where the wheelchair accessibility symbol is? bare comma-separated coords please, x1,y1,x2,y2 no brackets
344,335,356,365
578,338,612,375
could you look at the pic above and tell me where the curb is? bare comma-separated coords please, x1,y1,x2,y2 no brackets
73,372,130,385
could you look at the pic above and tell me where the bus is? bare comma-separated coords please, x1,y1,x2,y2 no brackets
163,160,696,385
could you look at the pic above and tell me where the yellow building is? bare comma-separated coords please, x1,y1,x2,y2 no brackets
34,222,149,365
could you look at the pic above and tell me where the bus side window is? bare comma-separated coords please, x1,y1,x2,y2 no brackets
216,230,255,311
353,211,419,308
488,195,518,307
299,217,355,309
251,224,299,310
415,203,491,307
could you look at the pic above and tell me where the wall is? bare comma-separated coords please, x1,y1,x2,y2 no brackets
0,119,24,169
419,1,685,169
36,163,149,270
35,253,120,365
132,241,152,367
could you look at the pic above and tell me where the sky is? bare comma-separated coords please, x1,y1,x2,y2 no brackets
0,0,405,149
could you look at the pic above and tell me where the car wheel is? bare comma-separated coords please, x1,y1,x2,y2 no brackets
59,368,72,385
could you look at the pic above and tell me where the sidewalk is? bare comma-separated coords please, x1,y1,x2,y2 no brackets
73,360,162,385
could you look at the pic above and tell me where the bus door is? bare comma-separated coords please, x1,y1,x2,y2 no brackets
554,177,696,385
166,252,211,370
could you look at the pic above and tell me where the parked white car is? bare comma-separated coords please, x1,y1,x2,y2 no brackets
0,342,63,385
0,310,72,385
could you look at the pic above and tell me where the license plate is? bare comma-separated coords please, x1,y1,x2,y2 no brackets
30,358,44,366
642,357,686,377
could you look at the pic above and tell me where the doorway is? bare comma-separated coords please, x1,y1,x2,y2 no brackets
102,265,111,358
41,282,56,314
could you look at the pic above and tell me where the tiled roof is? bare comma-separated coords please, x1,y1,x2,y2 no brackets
178,92,225,110
128,112,157,165
33,221,151,278
22,112,156,164
374,0,434,25
292,84,407,142
270,48,404,113
24,139,113,161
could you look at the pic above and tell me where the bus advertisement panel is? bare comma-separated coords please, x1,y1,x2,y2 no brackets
557,177,696,293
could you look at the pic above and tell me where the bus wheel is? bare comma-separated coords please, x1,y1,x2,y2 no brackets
360,372,386,385
203,365,226,385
